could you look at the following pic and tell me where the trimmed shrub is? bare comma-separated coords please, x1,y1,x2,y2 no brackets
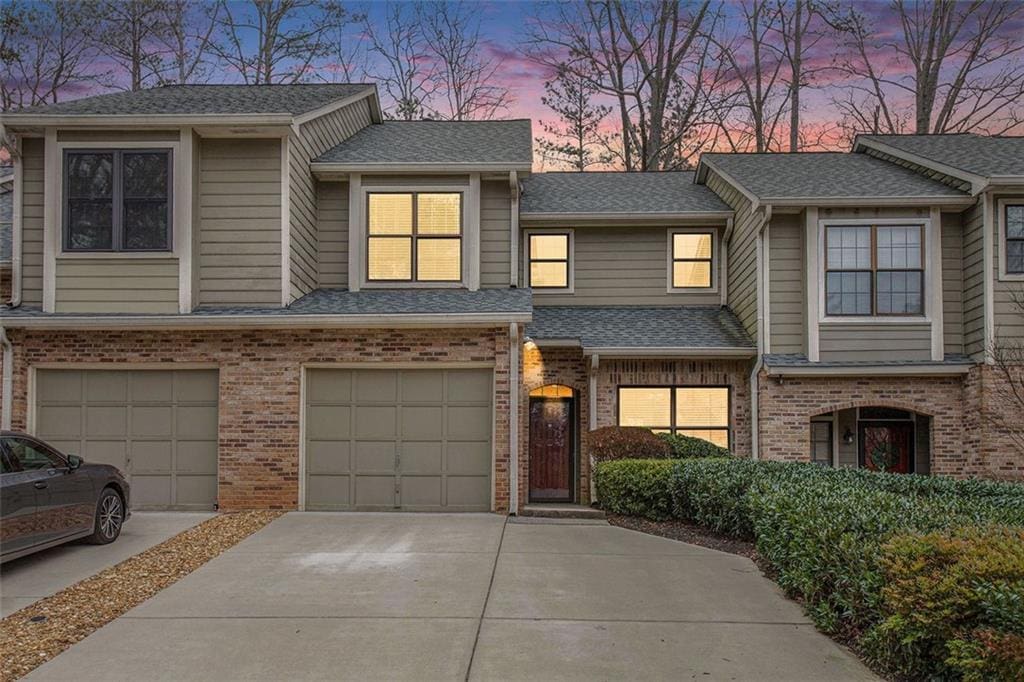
658,433,731,458
864,526,1024,681
586,426,671,462
594,459,675,520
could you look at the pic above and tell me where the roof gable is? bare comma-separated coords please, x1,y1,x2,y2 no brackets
855,134,1024,186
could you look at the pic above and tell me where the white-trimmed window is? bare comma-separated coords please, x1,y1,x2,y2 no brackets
526,230,572,290
63,149,172,252
1005,203,1024,275
366,192,462,282
617,386,730,448
824,224,924,316
669,230,714,290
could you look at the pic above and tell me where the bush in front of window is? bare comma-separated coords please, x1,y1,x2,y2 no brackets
658,433,731,459
593,459,676,520
586,426,672,462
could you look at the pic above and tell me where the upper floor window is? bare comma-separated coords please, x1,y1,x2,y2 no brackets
64,149,171,252
367,192,461,282
825,224,923,316
1006,204,1024,275
528,232,571,289
671,231,713,289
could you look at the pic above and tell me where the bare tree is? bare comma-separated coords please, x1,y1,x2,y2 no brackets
94,0,169,91
209,0,351,84
776,0,833,152
524,0,717,171
535,65,613,171
153,0,221,85
830,0,1024,139
421,1,511,120
362,1,435,119
0,0,105,110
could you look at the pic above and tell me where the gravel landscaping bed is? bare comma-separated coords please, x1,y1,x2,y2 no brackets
0,511,280,682
607,514,757,558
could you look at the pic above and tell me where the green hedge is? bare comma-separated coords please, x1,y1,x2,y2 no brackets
593,457,1024,679
658,433,731,459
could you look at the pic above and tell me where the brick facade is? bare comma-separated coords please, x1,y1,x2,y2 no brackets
964,364,1024,480
6,327,513,511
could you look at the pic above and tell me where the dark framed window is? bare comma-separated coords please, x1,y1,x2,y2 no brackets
366,192,462,282
810,421,833,467
1006,204,1024,274
528,232,570,288
825,224,924,316
617,386,730,448
671,231,713,288
64,149,172,252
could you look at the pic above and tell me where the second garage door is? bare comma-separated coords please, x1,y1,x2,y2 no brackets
35,369,219,510
305,368,492,511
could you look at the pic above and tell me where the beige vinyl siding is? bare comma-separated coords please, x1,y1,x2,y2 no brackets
994,193,1024,344
941,212,965,355
480,180,511,287
290,98,374,300
526,225,722,306
961,201,985,357
20,137,44,305
317,181,348,288
860,148,972,193
198,138,281,306
363,175,470,187
767,213,805,354
54,258,178,313
819,323,932,362
57,130,179,143
705,171,759,339
820,206,929,221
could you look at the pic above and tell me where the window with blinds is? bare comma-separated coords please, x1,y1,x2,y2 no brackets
367,192,462,282
618,386,730,448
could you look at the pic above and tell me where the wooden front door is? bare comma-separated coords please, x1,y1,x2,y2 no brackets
529,397,574,502
859,422,914,473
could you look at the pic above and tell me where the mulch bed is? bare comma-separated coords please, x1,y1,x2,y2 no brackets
0,510,281,682
607,514,758,559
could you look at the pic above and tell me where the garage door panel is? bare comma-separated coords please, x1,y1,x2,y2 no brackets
401,476,442,507
132,475,172,509
354,442,396,472
400,370,444,402
81,440,128,471
402,406,443,440
355,406,397,439
38,370,82,400
400,443,442,473
447,442,491,475
448,476,490,508
132,406,173,437
308,369,352,403
130,441,172,473
176,406,218,439
448,406,491,440
307,475,351,509
307,405,351,440
86,406,127,438
176,441,218,474
86,372,128,402
174,371,218,402
131,371,173,402
355,476,396,507
307,441,351,475
355,371,398,402
447,371,491,402
175,475,218,508
37,406,82,438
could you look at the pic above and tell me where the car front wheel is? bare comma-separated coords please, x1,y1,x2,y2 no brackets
86,488,124,545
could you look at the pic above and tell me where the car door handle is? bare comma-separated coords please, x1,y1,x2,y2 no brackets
34,481,48,489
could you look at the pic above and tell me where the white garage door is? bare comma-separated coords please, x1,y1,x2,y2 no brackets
305,368,492,511
35,369,219,510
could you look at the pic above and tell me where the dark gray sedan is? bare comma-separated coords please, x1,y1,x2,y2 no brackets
1,431,130,563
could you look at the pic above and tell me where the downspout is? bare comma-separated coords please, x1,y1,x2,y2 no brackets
10,131,22,307
749,204,772,460
509,171,520,287
508,322,520,515
1,325,12,430
589,353,599,503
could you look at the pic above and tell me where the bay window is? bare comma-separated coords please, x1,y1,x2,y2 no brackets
825,224,924,316
64,149,172,252
367,192,462,282
617,386,730,447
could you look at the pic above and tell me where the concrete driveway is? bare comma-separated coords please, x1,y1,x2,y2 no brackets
1,512,214,617
27,513,874,681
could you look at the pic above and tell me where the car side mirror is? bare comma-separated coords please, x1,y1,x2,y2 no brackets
66,454,83,471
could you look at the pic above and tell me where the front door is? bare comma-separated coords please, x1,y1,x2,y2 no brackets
529,397,574,502
859,422,914,473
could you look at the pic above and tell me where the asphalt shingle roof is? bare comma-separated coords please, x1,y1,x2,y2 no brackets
702,152,968,200
521,172,730,215
0,288,533,318
764,353,974,368
860,134,1024,178
314,120,532,166
7,84,373,117
527,306,754,350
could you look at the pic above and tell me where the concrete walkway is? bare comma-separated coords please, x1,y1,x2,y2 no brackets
1,512,214,617
27,513,875,681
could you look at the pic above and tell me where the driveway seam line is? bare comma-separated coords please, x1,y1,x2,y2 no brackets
464,514,508,682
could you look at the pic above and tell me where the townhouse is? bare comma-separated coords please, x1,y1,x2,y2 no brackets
0,83,1020,513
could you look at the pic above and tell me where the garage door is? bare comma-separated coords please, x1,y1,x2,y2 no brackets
305,368,492,511
35,369,219,510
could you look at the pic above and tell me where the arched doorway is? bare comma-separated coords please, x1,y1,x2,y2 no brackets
810,406,931,473
528,384,577,502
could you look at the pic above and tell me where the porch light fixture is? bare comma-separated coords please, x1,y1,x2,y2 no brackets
843,427,855,445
